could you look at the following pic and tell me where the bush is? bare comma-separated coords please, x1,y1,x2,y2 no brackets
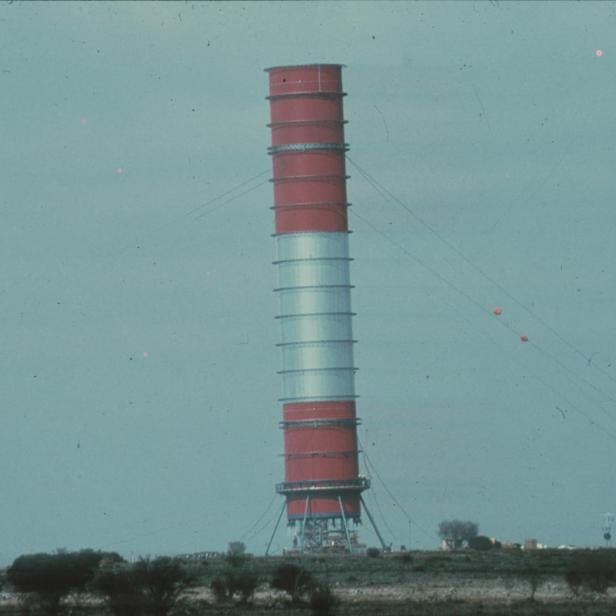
133,557,196,615
564,550,616,595
91,565,146,616
270,563,315,603
210,575,232,602
366,547,380,558
564,569,583,597
227,541,246,557
468,536,495,551
310,584,338,616
226,541,248,568
93,557,195,616
438,520,479,550
7,550,124,616
210,568,258,604
518,559,542,601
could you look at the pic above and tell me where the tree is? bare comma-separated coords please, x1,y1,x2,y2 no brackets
310,583,338,616
226,541,248,568
518,557,543,601
270,563,315,604
7,550,123,616
210,568,258,604
437,520,479,550
91,564,146,616
133,557,196,616
227,541,246,557
93,557,195,616
467,535,496,551
564,550,616,595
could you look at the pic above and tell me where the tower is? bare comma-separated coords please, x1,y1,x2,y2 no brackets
603,512,614,547
265,64,383,553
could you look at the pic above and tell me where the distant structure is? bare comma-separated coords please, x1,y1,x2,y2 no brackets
265,64,385,553
603,512,614,547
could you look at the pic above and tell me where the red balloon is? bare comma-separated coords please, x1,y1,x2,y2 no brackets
520,334,529,342
493,307,503,316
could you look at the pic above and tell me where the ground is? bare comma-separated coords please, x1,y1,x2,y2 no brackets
1,549,615,614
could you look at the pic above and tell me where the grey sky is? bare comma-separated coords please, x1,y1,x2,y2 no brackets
1,1,615,563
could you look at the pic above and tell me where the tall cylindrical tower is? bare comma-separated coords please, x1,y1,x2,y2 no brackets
267,64,369,551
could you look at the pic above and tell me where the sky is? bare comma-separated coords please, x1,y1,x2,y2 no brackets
1,0,615,564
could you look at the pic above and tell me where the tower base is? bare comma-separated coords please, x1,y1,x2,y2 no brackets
289,517,365,554
265,491,388,555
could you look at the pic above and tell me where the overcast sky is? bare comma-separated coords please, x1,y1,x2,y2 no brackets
1,0,615,564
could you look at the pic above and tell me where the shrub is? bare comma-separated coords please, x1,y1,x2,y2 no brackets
7,550,124,616
133,557,196,616
210,575,232,602
366,547,380,558
91,565,145,616
519,561,542,601
437,520,479,549
468,536,495,551
310,584,338,616
93,557,195,616
227,541,246,557
210,568,258,604
564,569,583,597
270,563,315,603
565,550,616,595
226,541,248,568
234,569,258,603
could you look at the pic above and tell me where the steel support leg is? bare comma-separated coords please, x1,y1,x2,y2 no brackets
360,494,387,551
265,500,286,556
338,496,353,552
300,495,310,552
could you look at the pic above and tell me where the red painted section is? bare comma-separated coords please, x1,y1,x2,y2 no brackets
283,400,356,422
270,96,343,124
270,121,344,146
273,150,346,178
267,64,344,97
275,204,348,234
268,64,349,236
287,494,361,519
283,400,358,484
285,428,357,454
274,176,347,206
285,455,359,483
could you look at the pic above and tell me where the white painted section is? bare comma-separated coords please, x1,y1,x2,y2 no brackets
280,340,355,371
278,286,351,315
275,232,357,402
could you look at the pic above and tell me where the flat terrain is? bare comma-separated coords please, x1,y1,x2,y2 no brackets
2,549,616,614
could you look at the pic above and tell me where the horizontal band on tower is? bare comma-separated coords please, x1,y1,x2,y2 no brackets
269,174,350,183
266,91,346,102
277,367,358,375
276,477,369,495
268,142,348,155
273,256,352,265
268,119,348,128
280,418,359,429
275,311,356,320
274,284,354,293
271,202,351,212
276,339,356,347
265,63,346,72
282,449,359,459
271,230,352,238
279,394,359,402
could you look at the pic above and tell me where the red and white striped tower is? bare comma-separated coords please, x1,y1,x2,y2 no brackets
266,64,383,552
